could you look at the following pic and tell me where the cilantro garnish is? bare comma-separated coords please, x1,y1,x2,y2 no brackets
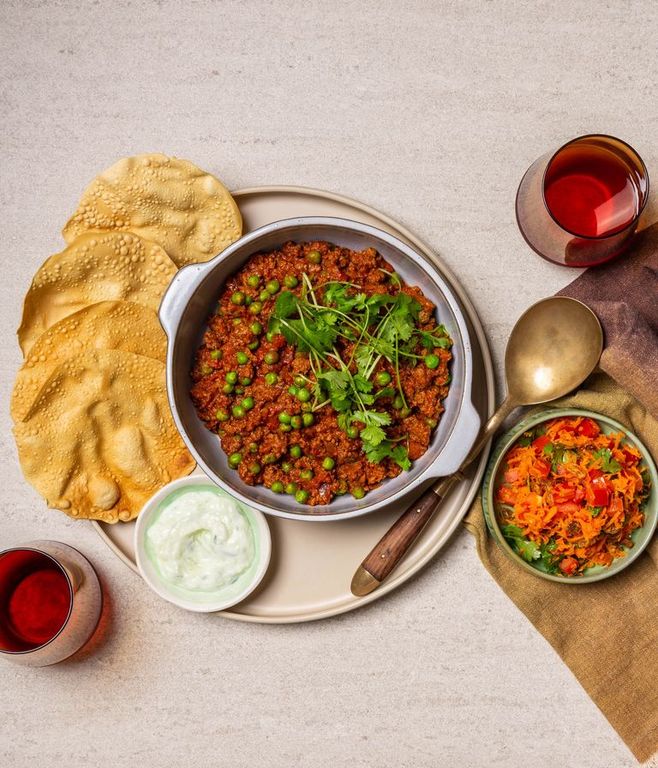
502,525,559,573
592,448,622,474
268,274,451,470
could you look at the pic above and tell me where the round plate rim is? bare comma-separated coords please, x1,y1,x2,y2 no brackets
92,183,495,623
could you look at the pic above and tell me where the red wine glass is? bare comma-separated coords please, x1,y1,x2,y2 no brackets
516,134,649,267
0,541,102,666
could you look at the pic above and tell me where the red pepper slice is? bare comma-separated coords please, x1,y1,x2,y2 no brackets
577,418,599,438
622,448,640,466
532,435,551,451
590,474,610,507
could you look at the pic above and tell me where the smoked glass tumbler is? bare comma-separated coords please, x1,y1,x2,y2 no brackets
0,541,102,666
515,134,649,267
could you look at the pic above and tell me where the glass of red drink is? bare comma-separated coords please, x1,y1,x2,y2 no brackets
0,541,102,666
516,134,649,267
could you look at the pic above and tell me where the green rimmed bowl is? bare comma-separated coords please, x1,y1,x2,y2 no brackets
482,408,658,584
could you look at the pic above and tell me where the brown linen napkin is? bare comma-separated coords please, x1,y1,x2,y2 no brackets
465,224,658,763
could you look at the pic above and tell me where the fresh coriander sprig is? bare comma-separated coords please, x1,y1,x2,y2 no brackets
267,276,451,471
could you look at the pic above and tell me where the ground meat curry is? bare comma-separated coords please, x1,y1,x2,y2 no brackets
190,241,452,507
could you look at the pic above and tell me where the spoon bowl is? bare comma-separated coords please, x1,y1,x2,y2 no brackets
506,297,603,404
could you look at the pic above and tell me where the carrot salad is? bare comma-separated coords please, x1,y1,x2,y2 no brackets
496,416,650,576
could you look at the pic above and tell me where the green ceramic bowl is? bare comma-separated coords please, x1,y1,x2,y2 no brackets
482,408,658,584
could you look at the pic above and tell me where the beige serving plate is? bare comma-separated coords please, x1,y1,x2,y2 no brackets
93,185,494,623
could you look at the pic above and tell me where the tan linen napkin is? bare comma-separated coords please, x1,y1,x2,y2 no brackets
465,224,658,763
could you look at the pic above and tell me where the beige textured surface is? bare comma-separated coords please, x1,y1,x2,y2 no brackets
1,2,657,767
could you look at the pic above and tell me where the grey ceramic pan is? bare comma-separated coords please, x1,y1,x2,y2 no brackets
159,217,480,521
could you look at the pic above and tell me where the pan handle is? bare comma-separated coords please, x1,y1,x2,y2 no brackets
350,397,482,597
159,262,212,338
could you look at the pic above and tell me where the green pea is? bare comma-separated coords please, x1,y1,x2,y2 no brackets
346,426,359,439
236,351,249,365
285,482,298,495
265,372,278,385
210,349,223,360
271,481,284,494
248,461,261,475
288,385,298,397
266,330,276,342
378,386,396,399
284,275,298,288
300,468,314,480
249,301,262,315
278,412,291,424
222,383,234,394
306,249,322,264
281,461,292,473
231,291,245,305
290,444,302,459
424,354,439,370
295,489,309,504
376,371,392,386
242,397,254,410
297,387,310,403
279,424,292,433
263,453,277,464
235,386,245,395
250,321,263,335
232,405,245,418
248,442,258,454
302,413,314,427
240,376,252,386
258,289,269,302
245,295,253,306
425,417,438,428
247,274,260,288
226,371,238,384
266,279,280,294
322,457,335,471
228,452,242,467
351,487,365,499
390,272,401,286
247,340,259,351
232,318,241,326
290,415,303,429
400,407,412,418
293,374,306,387
301,402,312,412
393,395,405,409
201,364,212,375
215,408,229,422
264,351,279,365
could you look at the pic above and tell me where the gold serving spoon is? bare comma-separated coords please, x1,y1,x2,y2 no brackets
351,296,603,596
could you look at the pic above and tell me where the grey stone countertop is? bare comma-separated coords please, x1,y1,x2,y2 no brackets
2,1,656,766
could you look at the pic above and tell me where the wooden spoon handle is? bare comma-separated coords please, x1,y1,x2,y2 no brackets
351,478,457,596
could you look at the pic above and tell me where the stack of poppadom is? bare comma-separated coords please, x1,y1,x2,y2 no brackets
12,154,242,523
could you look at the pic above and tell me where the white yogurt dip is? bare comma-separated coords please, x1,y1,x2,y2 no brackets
145,486,255,593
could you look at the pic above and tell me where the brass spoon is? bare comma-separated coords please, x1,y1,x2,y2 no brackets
351,296,603,596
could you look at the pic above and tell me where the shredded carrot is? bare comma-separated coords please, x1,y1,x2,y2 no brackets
496,416,649,576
